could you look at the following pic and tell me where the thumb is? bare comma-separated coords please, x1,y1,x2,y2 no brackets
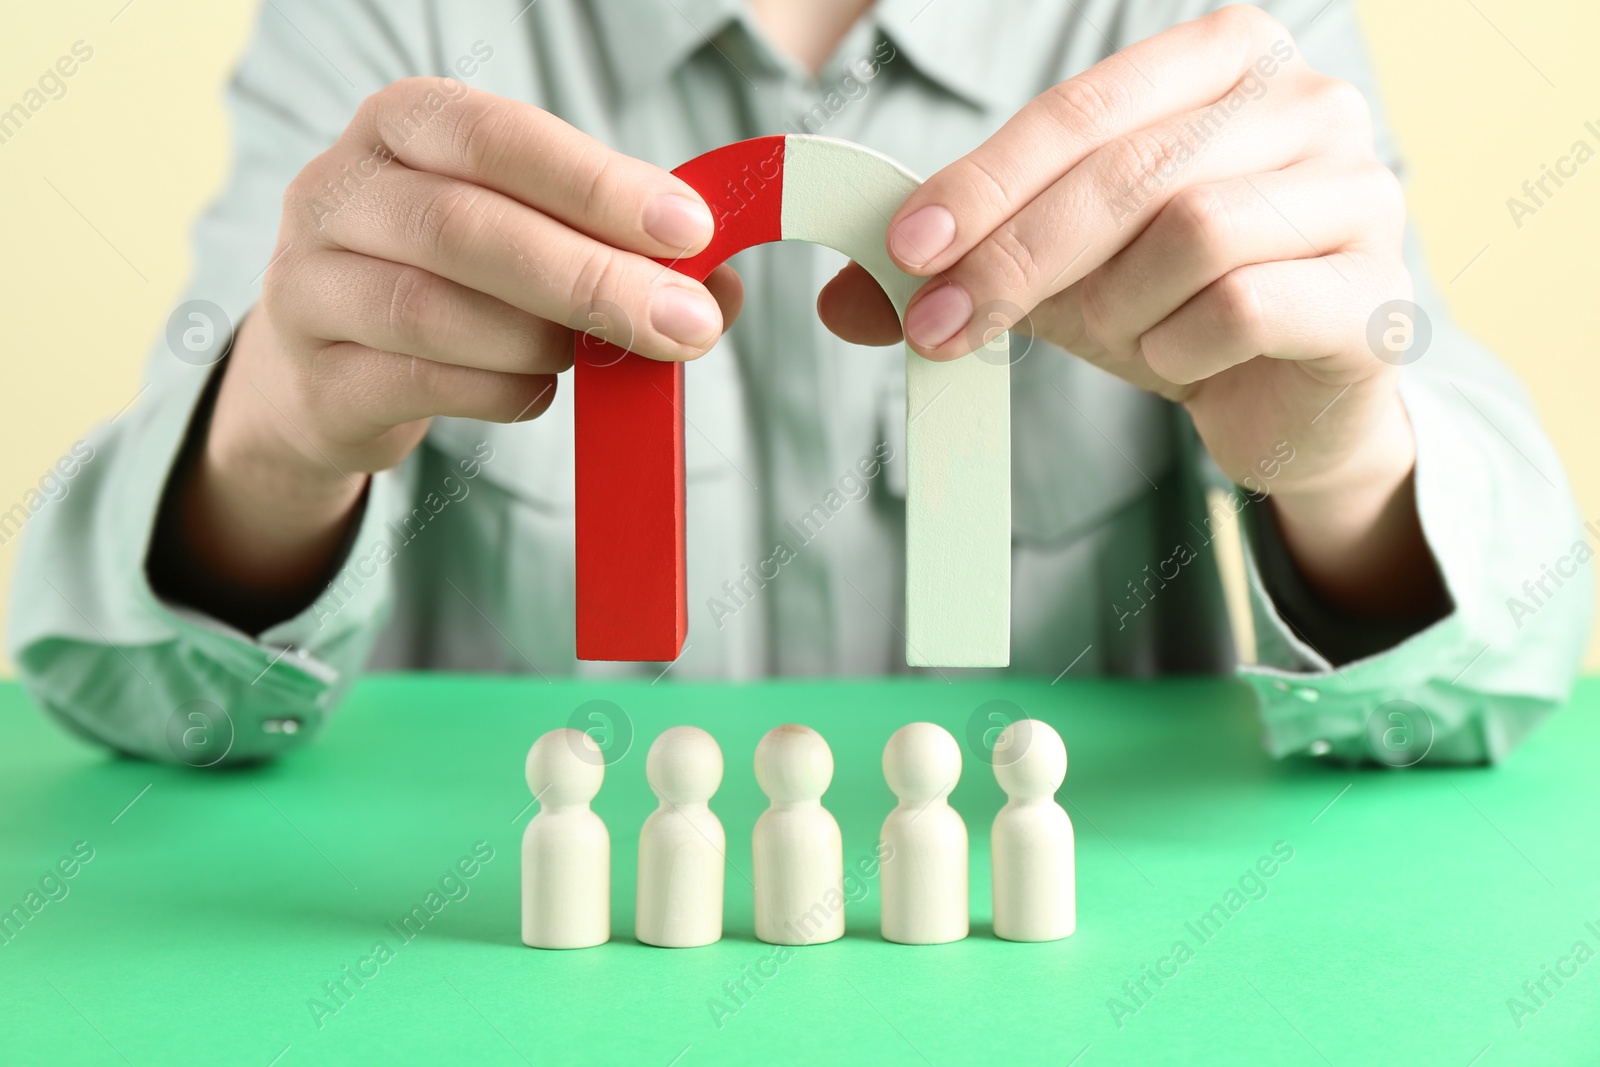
816,260,903,347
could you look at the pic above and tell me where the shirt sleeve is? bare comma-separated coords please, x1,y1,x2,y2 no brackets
4,0,426,764
1229,0,1594,763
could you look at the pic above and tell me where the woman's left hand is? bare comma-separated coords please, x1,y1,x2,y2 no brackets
820,4,1444,617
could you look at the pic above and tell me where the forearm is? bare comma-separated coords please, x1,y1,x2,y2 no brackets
1266,391,1447,621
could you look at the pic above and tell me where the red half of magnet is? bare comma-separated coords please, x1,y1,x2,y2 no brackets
574,135,786,661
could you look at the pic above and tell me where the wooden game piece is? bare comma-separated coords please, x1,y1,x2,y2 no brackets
752,724,845,945
990,719,1076,943
521,728,610,949
636,726,726,948
575,134,1010,667
879,722,969,945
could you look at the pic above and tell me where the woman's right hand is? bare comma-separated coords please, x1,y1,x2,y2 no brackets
156,79,741,627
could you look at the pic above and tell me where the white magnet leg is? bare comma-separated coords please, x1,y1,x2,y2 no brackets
780,135,1010,667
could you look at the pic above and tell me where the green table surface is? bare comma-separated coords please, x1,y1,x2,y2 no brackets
3,675,1599,1067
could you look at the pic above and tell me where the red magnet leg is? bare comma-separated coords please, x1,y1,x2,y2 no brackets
575,135,787,661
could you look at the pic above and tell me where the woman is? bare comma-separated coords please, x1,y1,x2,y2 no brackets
9,0,1589,764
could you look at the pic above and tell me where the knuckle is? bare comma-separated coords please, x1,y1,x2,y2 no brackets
295,345,345,414
1212,269,1265,347
259,244,299,305
384,266,434,341
262,250,326,338
283,167,328,235
1316,77,1372,132
1043,74,1128,140
407,181,479,259
982,227,1041,294
568,246,628,315
1164,185,1233,252
451,96,512,176
361,77,449,137
1105,128,1188,201
281,171,308,219
578,150,614,222
963,153,1021,216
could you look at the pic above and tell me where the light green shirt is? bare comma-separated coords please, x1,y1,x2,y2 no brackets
8,0,1591,764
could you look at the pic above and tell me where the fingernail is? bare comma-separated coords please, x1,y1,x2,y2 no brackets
905,284,972,349
651,285,721,348
890,205,955,269
644,194,714,250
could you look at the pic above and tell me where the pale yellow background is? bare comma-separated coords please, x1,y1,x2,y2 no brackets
1,1,1596,669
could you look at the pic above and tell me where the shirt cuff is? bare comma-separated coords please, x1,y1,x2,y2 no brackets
1235,376,1548,765
13,351,405,763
